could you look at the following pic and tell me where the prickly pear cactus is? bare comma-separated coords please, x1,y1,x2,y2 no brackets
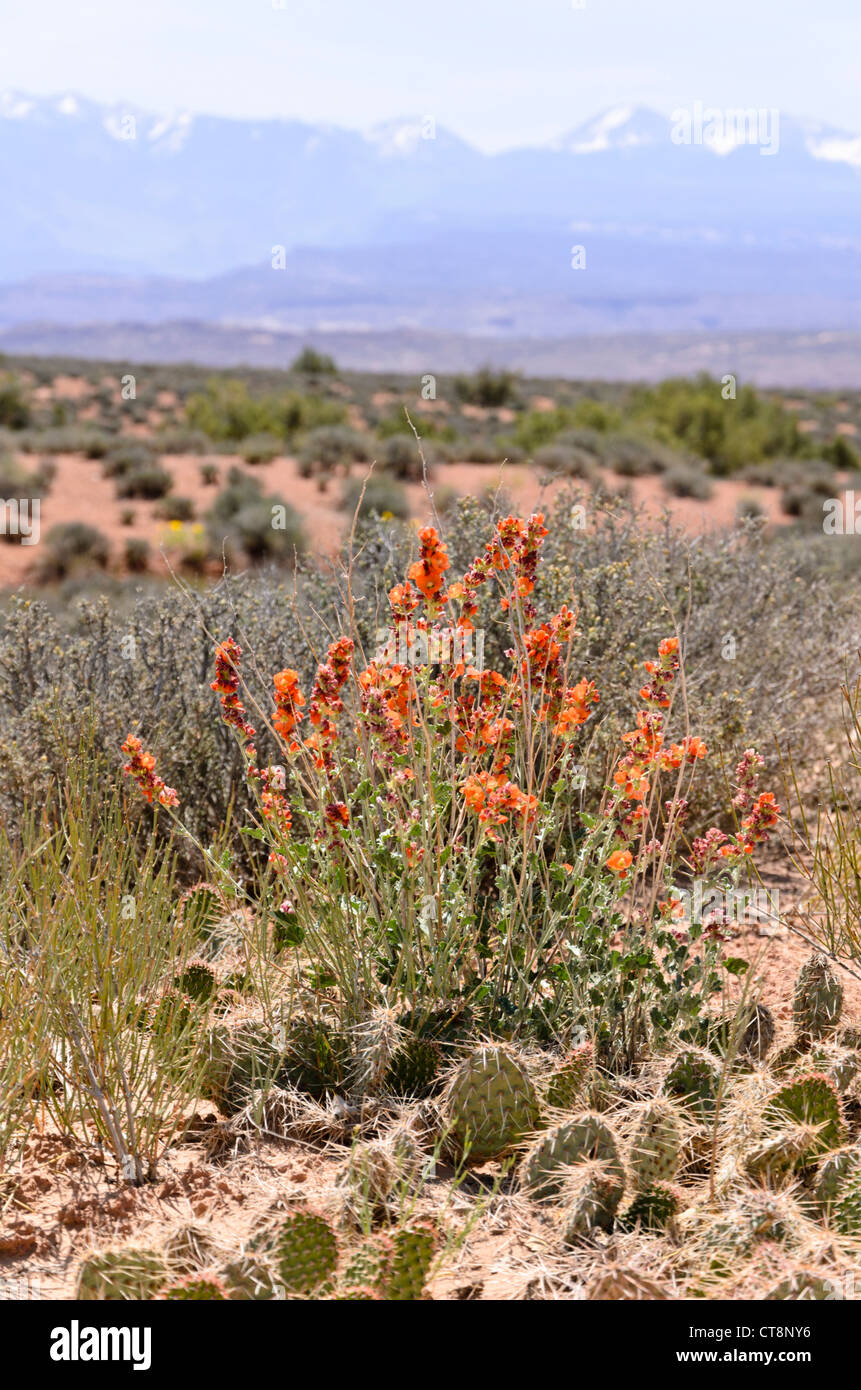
385,1035,441,1098
808,1044,859,1094
220,1256,279,1300
663,1049,720,1120
620,1182,681,1232
76,1248,169,1301
337,1140,400,1219
629,1100,682,1189
174,959,218,1004
521,1112,624,1200
793,953,844,1039
442,1044,539,1164
163,1223,217,1275
831,1174,861,1236
148,987,195,1046
738,1002,776,1062
281,1017,349,1099
703,1193,801,1278
545,1041,593,1111
340,1235,394,1295
766,1072,846,1160
813,1147,861,1216
177,881,226,939
765,1271,841,1301
161,1274,228,1300
560,1161,623,1242
388,1221,437,1300
744,1126,819,1183
273,1210,339,1296
200,1020,284,1116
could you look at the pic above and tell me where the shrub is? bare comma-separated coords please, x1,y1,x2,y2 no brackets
154,495,195,522
186,380,344,443
291,346,337,376
736,495,767,524
156,427,212,455
200,463,219,486
532,444,595,479
102,441,157,479
299,426,372,476
37,523,110,579
826,436,860,471
631,375,801,472
241,434,281,466
662,465,715,500
380,435,427,482
340,473,409,520
0,376,30,430
19,426,113,457
116,464,173,500
124,537,150,572
206,467,304,562
459,439,500,464
604,433,679,476
453,367,517,408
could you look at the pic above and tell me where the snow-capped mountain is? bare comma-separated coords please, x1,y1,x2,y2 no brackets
0,92,860,337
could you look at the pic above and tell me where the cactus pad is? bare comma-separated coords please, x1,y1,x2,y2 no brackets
442,1045,539,1164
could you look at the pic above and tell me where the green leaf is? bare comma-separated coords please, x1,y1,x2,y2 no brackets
723,956,750,977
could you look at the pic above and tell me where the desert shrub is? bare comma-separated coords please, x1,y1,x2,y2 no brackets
157,427,212,454
570,399,622,432
200,463,219,486
0,376,30,430
291,346,337,376
19,426,113,457
206,467,304,562
826,436,860,470
340,473,409,520
631,375,801,472
662,465,715,500
453,367,517,408
160,521,210,574
241,434,281,465
379,435,427,481
532,443,595,478
458,439,500,464
299,426,372,476
779,461,838,524
186,380,344,443
0,455,50,501
154,495,195,522
604,433,680,476
116,464,174,500
102,441,158,479
736,495,767,524
510,408,575,454
37,523,110,580
124,537,151,572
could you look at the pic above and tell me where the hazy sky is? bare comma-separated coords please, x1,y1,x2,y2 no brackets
2,0,860,151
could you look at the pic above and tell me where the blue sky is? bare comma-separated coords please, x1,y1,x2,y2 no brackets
2,0,860,151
